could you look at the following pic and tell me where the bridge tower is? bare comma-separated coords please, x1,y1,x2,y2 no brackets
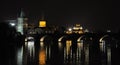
17,9,28,35
39,12,46,28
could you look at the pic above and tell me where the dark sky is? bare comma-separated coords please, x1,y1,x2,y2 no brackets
0,0,118,32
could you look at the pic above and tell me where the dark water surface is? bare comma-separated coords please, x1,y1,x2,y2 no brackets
0,38,119,65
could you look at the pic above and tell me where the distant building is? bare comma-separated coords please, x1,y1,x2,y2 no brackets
39,20,46,27
72,24,84,34
39,12,46,28
66,24,84,34
4,9,28,35
84,29,89,33
17,10,28,35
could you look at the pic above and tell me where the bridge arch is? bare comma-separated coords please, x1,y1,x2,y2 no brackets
77,35,92,42
99,35,116,65
77,35,85,42
99,34,117,48
40,35,52,42
25,36,34,42
40,35,47,42
58,36,67,42
99,35,110,43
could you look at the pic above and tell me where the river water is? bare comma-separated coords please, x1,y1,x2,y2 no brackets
0,37,119,65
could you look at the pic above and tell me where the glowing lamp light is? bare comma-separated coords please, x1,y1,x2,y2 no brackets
10,23,16,26
80,27,83,29
73,27,79,30
68,28,72,31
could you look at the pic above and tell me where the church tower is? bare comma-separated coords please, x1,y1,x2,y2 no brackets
17,9,28,35
39,12,46,27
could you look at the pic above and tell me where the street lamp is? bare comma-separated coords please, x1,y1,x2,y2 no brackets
68,28,72,31
10,23,16,27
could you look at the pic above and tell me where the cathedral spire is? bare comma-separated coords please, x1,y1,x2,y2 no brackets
20,9,25,18
17,8,26,35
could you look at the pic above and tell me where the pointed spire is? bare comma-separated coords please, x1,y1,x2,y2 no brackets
20,8,25,18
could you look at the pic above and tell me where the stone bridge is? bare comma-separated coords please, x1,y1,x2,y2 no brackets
24,32,119,44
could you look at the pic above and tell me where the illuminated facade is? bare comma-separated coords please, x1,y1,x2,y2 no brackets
72,24,84,34
66,24,84,34
39,21,46,27
17,10,28,35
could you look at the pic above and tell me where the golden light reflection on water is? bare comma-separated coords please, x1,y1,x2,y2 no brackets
77,42,83,50
39,49,46,65
39,42,46,65
58,42,62,50
66,40,72,55
100,41,111,65
40,42,44,48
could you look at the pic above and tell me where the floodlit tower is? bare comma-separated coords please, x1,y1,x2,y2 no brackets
39,12,46,27
17,9,28,35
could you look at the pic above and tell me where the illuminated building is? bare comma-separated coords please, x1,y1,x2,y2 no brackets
39,21,46,27
17,10,28,35
4,9,28,35
66,24,84,34
72,24,84,34
66,28,72,34
39,12,46,28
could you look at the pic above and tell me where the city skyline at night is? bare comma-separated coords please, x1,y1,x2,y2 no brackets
0,0,116,32
1,1,120,65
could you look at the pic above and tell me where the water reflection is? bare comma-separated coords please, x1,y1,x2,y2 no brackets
13,36,118,65
26,41,35,59
107,46,111,65
16,46,23,65
39,42,51,65
100,40,111,65
77,41,89,65
63,40,90,65
58,42,63,51
39,42,46,65
39,47,46,65
84,43,89,65
66,40,72,56
24,41,35,65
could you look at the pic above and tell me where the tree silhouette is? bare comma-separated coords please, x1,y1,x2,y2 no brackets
0,21,18,45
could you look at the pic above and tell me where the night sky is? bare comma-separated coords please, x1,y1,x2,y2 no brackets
0,0,118,32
